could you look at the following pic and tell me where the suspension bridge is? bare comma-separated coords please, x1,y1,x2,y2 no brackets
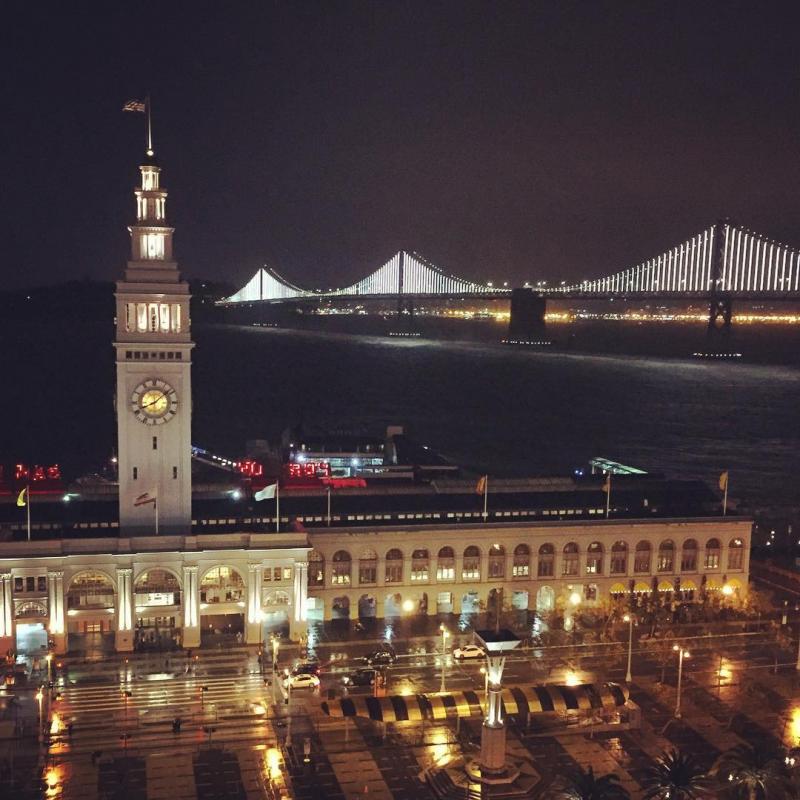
219,222,800,339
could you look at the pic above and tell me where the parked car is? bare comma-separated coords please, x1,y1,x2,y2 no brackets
453,644,486,660
342,668,377,687
283,672,320,690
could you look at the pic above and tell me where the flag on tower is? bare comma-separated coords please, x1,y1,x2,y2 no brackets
16,487,27,507
475,475,487,496
134,490,157,507
601,474,611,493
254,482,278,501
123,100,146,113
718,471,729,492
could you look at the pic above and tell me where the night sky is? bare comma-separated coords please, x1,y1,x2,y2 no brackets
4,2,800,292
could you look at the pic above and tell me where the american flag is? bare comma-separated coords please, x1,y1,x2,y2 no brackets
134,490,157,507
123,100,146,113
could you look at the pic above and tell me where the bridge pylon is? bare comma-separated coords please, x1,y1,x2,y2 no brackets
505,288,548,343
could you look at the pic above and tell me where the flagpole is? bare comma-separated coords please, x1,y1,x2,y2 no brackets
26,484,31,542
483,475,488,521
154,498,159,536
723,481,728,516
145,95,153,156
605,474,612,519
276,482,280,533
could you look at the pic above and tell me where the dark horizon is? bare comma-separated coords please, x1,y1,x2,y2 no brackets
4,2,800,293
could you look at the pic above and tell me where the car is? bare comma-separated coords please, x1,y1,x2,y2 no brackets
453,645,486,660
342,668,377,687
291,662,320,677
365,646,396,666
283,672,320,690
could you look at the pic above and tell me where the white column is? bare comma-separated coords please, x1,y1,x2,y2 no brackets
182,566,200,648
245,564,262,645
291,561,309,639
0,573,13,654
47,571,67,654
115,568,134,652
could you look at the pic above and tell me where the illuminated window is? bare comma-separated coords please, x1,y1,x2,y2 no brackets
586,542,603,574
137,303,148,332
308,550,324,586
704,538,720,570
385,549,403,583
142,233,164,260
513,544,530,577
462,546,480,580
125,303,135,331
159,304,170,332
149,303,158,332
411,549,429,581
171,304,181,333
728,538,744,570
331,550,351,585
657,540,674,572
436,547,455,580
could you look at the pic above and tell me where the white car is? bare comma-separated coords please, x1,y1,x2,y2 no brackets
453,645,486,660
283,672,320,690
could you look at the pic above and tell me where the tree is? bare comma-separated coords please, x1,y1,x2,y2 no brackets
545,765,631,800
715,743,793,800
642,748,713,799
641,630,675,684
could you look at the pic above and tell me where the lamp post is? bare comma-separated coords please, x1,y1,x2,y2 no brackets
623,613,634,684
673,645,690,719
256,610,266,675
45,653,53,685
439,624,450,693
36,687,44,745
271,636,281,703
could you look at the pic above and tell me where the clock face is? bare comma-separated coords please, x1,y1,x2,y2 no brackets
131,379,178,425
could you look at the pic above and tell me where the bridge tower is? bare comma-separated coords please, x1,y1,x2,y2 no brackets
114,144,194,554
707,220,733,340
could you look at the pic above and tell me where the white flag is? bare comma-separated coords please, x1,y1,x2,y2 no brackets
134,489,157,507
254,483,278,501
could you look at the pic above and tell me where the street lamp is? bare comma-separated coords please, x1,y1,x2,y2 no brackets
271,635,281,703
439,624,450,693
623,613,634,684
45,654,53,685
256,609,266,674
673,645,690,718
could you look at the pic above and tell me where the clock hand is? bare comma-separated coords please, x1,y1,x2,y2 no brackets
142,393,165,409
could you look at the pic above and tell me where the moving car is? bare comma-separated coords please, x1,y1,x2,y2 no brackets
365,646,396,666
342,668,377,687
291,662,320,676
453,644,486,660
283,672,320,690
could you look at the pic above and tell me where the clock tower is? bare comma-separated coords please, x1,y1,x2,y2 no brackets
114,147,193,536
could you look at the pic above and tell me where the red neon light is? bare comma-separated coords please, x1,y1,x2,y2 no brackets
11,463,61,483
287,461,331,479
238,460,264,478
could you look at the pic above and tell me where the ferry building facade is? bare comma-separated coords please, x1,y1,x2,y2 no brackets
0,148,752,657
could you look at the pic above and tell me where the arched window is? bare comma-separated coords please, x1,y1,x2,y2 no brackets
437,546,455,581
463,546,481,580
513,544,530,578
634,541,651,573
488,544,505,578
134,569,181,607
610,541,627,575
681,539,698,572
728,538,744,570
538,543,554,577
657,540,674,573
562,542,579,576
331,550,352,585
586,542,603,575
308,550,325,587
704,538,721,570
385,549,403,584
359,548,377,585
411,549,429,582
67,571,115,610
200,566,245,603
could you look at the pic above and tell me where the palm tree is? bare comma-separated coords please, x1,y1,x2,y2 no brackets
642,748,713,799
545,765,631,800
715,743,793,800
